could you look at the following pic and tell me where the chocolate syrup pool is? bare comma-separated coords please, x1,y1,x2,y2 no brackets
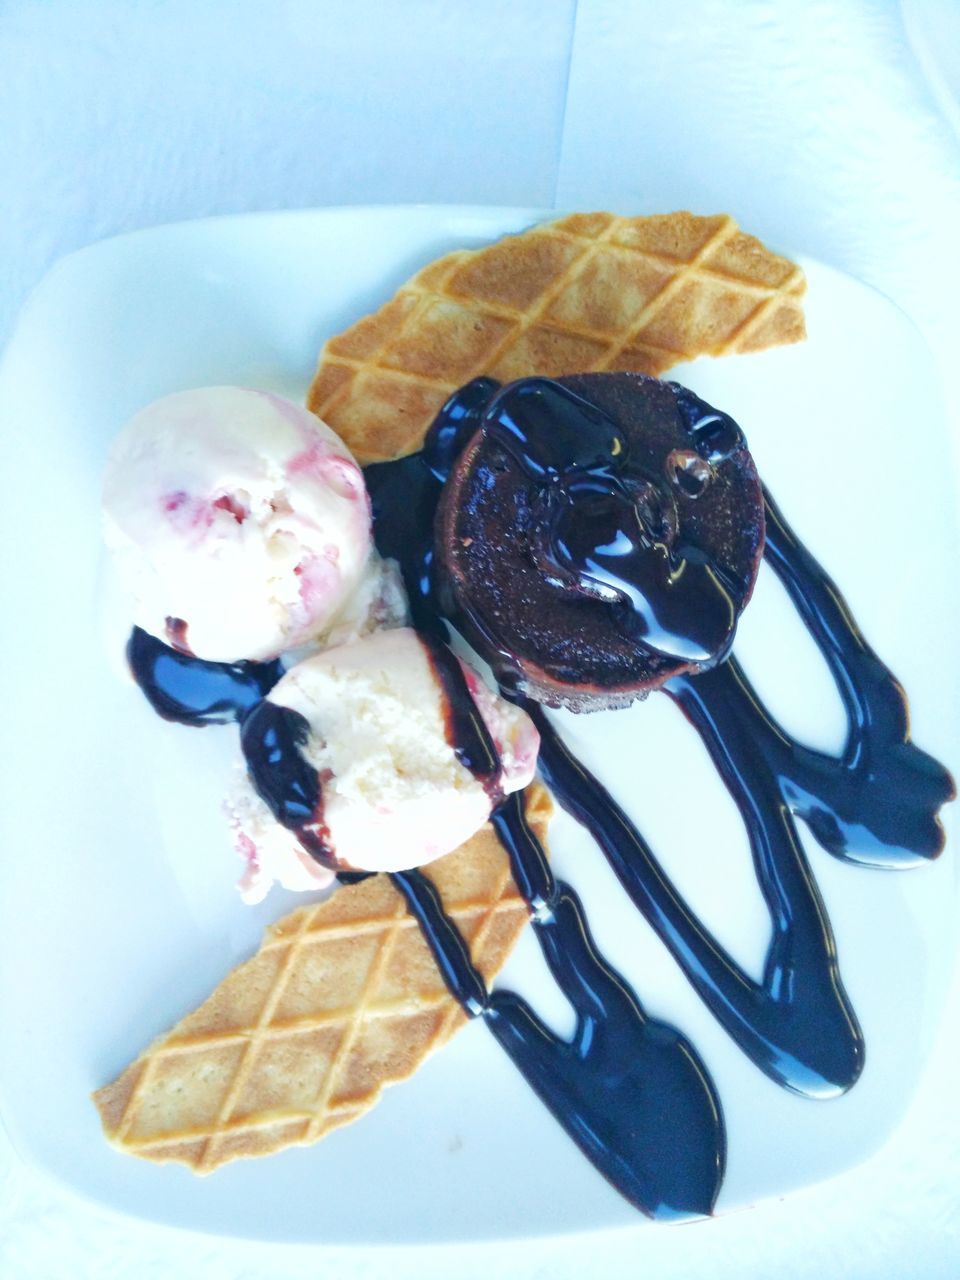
128,376,953,1223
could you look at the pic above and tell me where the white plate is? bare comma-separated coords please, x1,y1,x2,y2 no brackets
0,206,957,1245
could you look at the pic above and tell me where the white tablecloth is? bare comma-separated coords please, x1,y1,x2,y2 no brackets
3,2,959,1275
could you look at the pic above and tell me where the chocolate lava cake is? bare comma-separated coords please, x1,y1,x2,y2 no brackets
434,373,765,710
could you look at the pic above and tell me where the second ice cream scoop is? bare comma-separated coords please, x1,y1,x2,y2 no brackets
232,628,539,897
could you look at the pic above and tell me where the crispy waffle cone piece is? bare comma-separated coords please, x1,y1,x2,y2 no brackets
93,784,551,1173
308,210,806,463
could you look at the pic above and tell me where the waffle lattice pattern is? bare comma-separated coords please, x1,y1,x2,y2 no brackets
93,785,551,1173
307,211,806,463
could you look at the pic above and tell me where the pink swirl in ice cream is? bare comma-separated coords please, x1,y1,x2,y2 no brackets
230,628,539,900
102,386,384,662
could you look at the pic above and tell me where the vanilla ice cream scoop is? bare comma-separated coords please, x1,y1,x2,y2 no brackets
230,628,539,897
102,386,379,662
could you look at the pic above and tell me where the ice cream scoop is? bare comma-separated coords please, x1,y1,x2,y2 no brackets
231,628,539,897
102,386,384,662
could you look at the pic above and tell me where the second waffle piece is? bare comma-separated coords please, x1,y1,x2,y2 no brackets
93,785,552,1173
307,210,806,463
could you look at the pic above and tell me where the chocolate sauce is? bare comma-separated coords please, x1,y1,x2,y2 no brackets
364,449,443,635
669,382,745,464
529,704,863,1096
126,626,281,726
391,868,489,1018
361,378,508,634
745,488,953,865
420,632,503,804
239,699,337,867
395,795,726,1220
481,377,628,479
518,484,951,1095
425,376,501,483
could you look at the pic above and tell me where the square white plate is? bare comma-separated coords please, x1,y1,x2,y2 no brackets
0,206,957,1244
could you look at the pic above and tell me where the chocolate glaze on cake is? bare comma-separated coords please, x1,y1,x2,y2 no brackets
435,374,764,710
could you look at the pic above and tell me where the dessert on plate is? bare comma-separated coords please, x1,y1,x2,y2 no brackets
93,211,953,1222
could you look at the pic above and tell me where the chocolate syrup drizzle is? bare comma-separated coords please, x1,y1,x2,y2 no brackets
395,652,726,1219
125,375,953,1222
421,634,503,805
126,626,281,725
476,377,741,664
240,700,338,867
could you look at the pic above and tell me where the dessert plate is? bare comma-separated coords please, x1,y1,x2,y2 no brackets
0,206,957,1244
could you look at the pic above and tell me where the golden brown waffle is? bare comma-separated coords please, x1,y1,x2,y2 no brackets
308,211,806,463
93,784,552,1173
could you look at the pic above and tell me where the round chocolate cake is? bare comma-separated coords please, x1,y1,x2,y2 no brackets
434,373,765,710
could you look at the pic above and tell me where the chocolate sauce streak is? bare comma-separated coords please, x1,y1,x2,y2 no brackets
126,626,281,726
394,644,725,1219
364,444,446,634
529,705,862,1096
239,699,337,867
722,488,953,866
390,868,489,1018
669,382,745,463
486,795,726,1221
420,633,502,803
393,801,726,1220
425,375,501,483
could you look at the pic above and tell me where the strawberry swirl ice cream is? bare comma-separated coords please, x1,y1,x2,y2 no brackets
102,386,389,662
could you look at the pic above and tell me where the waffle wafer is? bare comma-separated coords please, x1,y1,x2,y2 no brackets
308,211,806,463
93,785,551,1173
